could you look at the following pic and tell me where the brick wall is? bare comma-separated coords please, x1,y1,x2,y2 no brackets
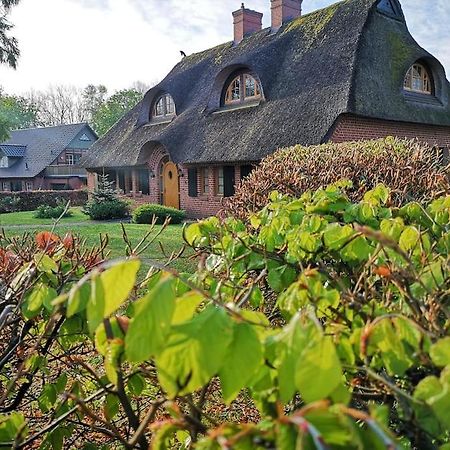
179,165,243,219
331,114,450,147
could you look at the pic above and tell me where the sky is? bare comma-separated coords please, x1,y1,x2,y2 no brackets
0,0,449,95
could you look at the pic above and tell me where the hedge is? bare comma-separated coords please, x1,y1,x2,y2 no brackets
0,190,88,213
224,137,450,220
132,204,186,224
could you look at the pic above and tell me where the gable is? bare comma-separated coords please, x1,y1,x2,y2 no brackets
66,126,98,150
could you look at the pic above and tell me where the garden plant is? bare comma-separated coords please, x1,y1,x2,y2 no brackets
0,181,448,449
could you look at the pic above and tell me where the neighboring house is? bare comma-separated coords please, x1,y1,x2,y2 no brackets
82,0,450,218
0,123,98,192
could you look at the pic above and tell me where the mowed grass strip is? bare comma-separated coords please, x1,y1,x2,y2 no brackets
0,207,89,226
1,211,196,273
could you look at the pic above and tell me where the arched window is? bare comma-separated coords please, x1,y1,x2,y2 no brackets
404,63,432,95
152,93,176,119
224,72,261,106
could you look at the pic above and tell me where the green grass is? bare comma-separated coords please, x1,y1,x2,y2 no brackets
1,213,195,273
0,207,89,226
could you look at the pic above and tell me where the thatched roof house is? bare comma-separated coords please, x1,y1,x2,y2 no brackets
83,0,450,218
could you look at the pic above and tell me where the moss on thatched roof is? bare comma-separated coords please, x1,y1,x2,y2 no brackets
83,0,450,169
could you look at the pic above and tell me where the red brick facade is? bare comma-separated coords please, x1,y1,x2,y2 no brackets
331,114,450,148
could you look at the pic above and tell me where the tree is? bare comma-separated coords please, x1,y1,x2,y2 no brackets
91,88,143,136
0,90,39,138
27,85,87,126
0,0,20,68
81,84,108,121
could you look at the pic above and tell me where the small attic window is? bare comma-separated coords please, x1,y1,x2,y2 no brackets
223,72,261,106
79,133,91,142
404,63,432,95
152,93,176,119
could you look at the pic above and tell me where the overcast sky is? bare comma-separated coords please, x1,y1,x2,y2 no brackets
0,0,449,95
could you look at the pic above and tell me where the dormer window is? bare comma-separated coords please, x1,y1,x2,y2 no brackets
404,63,432,95
224,72,262,106
152,93,176,119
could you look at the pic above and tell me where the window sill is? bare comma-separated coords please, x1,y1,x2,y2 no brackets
211,100,262,115
402,91,443,106
145,116,175,127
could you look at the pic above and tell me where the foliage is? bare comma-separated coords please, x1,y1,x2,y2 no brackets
91,88,143,136
0,182,449,449
33,203,73,219
132,203,186,225
85,200,129,221
0,0,20,69
0,190,88,213
225,137,450,221
84,173,129,220
0,195,19,213
0,91,39,140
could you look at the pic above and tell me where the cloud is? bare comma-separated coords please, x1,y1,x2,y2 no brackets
0,0,449,94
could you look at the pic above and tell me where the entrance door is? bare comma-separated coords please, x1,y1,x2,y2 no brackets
162,161,180,209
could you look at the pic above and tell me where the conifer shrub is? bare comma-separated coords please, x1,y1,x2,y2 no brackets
84,173,129,220
132,204,186,224
225,137,450,220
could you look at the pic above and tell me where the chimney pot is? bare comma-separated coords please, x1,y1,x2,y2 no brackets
271,0,302,31
233,4,263,44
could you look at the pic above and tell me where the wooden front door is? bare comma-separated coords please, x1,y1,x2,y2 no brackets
162,161,180,209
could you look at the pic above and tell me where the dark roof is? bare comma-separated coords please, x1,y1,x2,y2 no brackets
0,123,95,179
83,0,450,169
0,144,27,157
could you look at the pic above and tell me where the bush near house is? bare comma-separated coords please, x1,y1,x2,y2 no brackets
225,137,450,220
84,173,129,220
33,203,73,219
0,190,88,213
1,181,448,449
132,203,186,224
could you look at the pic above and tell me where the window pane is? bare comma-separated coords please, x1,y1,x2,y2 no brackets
245,75,256,98
202,168,209,194
166,95,175,114
155,98,165,116
217,168,224,195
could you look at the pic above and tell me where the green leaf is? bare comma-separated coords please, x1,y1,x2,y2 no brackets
34,253,58,273
38,384,58,413
104,394,120,421
274,314,312,403
22,283,57,319
87,273,105,335
125,277,176,363
430,338,450,367
67,282,91,318
101,259,140,318
323,224,354,251
156,306,233,397
219,322,263,403
0,413,27,442
267,264,297,293
295,335,343,403
399,226,420,252
172,292,203,325
128,373,146,396
105,338,124,385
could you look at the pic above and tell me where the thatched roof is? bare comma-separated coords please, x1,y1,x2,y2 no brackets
83,0,450,169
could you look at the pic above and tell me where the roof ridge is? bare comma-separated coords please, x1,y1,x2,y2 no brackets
11,122,88,132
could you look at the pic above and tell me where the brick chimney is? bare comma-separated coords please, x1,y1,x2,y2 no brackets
233,3,263,45
271,0,302,31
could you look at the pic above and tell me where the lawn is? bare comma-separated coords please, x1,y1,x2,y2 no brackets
0,207,89,226
0,209,196,273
